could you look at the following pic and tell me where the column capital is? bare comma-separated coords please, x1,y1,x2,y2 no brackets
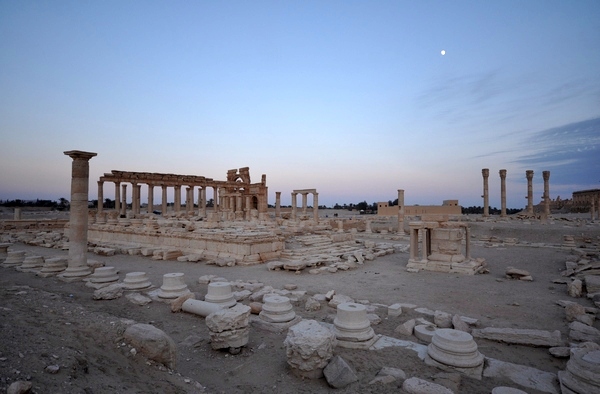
499,169,507,178
482,168,489,177
64,150,97,161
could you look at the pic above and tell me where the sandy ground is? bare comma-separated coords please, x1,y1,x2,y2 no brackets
1,212,599,393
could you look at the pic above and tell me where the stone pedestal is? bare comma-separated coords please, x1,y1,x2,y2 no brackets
204,282,236,308
260,295,296,323
425,328,484,379
17,256,44,272
283,319,335,379
206,304,251,351
157,273,191,299
86,267,119,289
38,257,68,277
333,302,377,349
558,345,600,394
563,235,576,249
122,272,152,290
1,251,26,268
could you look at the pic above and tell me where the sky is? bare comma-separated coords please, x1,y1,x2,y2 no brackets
1,1,599,209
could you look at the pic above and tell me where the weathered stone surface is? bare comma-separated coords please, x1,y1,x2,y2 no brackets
434,310,453,328
506,267,531,279
568,279,583,298
283,319,335,379
377,366,406,380
92,283,123,300
395,319,416,336
569,321,600,342
328,294,354,308
125,292,152,306
483,357,559,394
472,327,563,347
549,347,571,358
402,377,453,394
452,314,471,333
585,275,600,294
206,304,251,333
123,323,177,369
558,344,600,394
209,327,249,350
7,380,33,394
305,296,321,311
323,355,358,389
171,292,196,312
388,303,402,317
565,302,586,322
233,290,252,301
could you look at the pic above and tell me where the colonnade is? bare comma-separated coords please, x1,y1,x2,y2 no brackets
481,169,551,216
289,189,319,221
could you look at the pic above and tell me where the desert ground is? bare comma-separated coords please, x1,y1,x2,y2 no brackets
1,209,599,393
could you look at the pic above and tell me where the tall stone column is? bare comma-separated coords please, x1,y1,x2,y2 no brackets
200,187,207,217
136,184,142,214
275,192,281,218
186,187,193,214
62,150,97,279
213,187,219,214
543,171,550,216
245,195,251,220
131,182,139,214
591,199,596,221
161,185,168,215
174,185,181,213
482,169,489,217
97,181,104,216
114,182,120,214
313,193,319,221
499,169,507,217
147,184,154,214
291,193,297,220
526,170,534,214
397,189,405,227
302,193,308,214
120,184,127,217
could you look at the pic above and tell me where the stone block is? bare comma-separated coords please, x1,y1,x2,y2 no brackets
284,319,335,379
402,377,453,394
472,327,564,347
323,355,358,389
388,303,402,317
124,323,177,369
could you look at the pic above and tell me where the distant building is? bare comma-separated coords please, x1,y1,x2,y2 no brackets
572,189,600,210
377,200,461,216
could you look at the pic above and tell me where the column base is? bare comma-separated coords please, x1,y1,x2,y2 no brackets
58,266,92,281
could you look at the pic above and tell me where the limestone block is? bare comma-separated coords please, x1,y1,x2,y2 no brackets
283,319,335,379
123,323,177,369
323,355,358,388
472,327,563,347
206,304,251,333
585,275,600,294
568,279,583,298
569,321,600,342
395,319,416,336
427,329,484,368
402,377,454,394
126,292,152,306
491,387,528,394
233,290,252,301
434,310,453,328
92,283,124,300
452,315,472,333
328,294,354,308
388,303,402,317
483,357,560,394
414,324,437,343
171,293,196,312
565,303,587,322
558,345,600,394
305,297,321,312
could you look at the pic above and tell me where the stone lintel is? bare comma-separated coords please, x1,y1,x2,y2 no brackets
64,150,97,160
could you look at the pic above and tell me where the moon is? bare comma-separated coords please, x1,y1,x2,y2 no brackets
441,50,446,56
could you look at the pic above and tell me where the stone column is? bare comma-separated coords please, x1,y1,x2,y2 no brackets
397,189,405,227
161,185,168,216
526,170,534,214
482,169,489,217
313,193,319,221
499,169,507,217
213,187,219,214
13,208,21,220
120,184,127,217
62,150,97,279
591,199,596,221
97,181,104,216
543,171,550,216
465,226,471,260
174,185,181,213
186,187,193,214
132,182,140,215
200,187,207,217
291,193,297,220
420,228,429,262
302,193,308,214
147,184,154,214
275,192,281,218
114,182,120,214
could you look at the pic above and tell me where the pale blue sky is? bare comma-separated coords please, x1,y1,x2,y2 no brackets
1,1,599,209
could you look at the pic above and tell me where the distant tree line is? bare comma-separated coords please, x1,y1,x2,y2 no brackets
0,198,70,210
461,206,521,215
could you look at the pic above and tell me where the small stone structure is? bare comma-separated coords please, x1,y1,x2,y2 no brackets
122,272,152,290
86,266,119,289
558,344,600,393
157,273,191,299
205,303,251,351
204,282,236,308
1,250,26,268
407,219,485,274
283,319,335,379
333,302,377,349
37,257,67,277
17,256,44,272
425,328,484,378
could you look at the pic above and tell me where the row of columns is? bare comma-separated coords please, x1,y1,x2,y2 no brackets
97,181,213,217
482,169,551,217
